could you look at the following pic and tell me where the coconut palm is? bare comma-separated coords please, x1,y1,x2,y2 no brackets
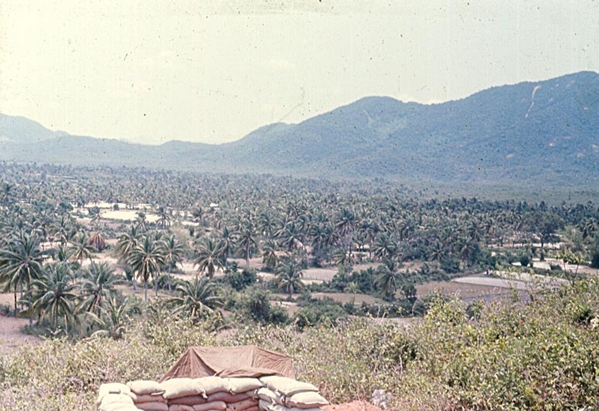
375,259,402,300
127,235,166,300
87,296,138,340
261,240,279,271
160,234,184,293
115,225,140,261
275,255,305,298
78,261,121,314
68,233,96,265
217,226,235,267
194,238,224,279
156,206,171,228
168,276,223,323
26,263,79,331
0,232,45,313
373,232,398,261
236,219,257,268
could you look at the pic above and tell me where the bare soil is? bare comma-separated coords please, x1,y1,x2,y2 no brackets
0,293,42,354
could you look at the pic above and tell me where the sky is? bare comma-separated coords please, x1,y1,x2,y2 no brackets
1,0,598,145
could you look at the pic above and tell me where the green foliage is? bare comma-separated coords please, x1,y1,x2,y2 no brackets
225,267,257,291
233,286,289,325
293,297,347,329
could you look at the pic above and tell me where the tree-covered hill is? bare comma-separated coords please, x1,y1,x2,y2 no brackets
1,71,598,188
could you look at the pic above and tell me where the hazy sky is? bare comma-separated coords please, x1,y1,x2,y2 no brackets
1,0,598,145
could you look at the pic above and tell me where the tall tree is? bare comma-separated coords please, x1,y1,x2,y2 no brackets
0,232,45,314
160,234,184,293
194,238,224,279
275,255,305,298
68,233,96,265
168,276,223,323
78,261,121,314
26,263,79,331
375,259,402,300
127,235,166,300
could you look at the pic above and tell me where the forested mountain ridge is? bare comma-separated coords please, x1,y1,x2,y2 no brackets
1,71,598,187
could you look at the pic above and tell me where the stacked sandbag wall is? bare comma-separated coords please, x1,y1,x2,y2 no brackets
97,376,328,411
256,376,329,411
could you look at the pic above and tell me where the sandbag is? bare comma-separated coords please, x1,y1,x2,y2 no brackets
195,376,229,395
97,383,135,405
245,407,259,411
100,394,135,407
226,377,263,394
206,391,251,403
99,394,137,411
193,400,227,411
100,403,139,411
136,402,169,411
259,402,321,411
255,388,285,405
285,392,328,409
161,378,205,399
259,376,318,396
135,394,168,404
168,395,206,406
128,380,166,396
169,405,195,411
225,398,258,411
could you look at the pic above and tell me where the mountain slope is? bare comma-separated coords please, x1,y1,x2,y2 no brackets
1,71,598,187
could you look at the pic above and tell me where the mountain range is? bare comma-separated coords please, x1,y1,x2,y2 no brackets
1,71,598,188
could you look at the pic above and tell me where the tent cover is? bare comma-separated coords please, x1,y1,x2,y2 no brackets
160,345,294,382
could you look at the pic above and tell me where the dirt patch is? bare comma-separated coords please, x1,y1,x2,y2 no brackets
0,315,42,354
0,293,42,354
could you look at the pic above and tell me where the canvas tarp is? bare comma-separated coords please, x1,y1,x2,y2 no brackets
160,346,294,382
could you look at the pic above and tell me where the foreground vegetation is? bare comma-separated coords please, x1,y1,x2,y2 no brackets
1,277,599,410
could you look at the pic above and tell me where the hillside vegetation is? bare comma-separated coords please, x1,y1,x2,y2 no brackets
1,71,598,188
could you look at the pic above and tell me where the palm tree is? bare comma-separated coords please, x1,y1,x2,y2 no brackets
194,238,224,279
115,225,140,261
26,263,79,331
217,226,235,267
373,232,398,261
261,240,279,271
236,220,257,268
68,233,96,265
375,259,402,300
333,247,352,269
335,207,356,255
0,232,45,314
160,235,184,293
127,235,166,300
115,225,140,290
87,296,137,340
156,206,171,228
275,256,305,298
168,276,223,323
78,261,121,314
